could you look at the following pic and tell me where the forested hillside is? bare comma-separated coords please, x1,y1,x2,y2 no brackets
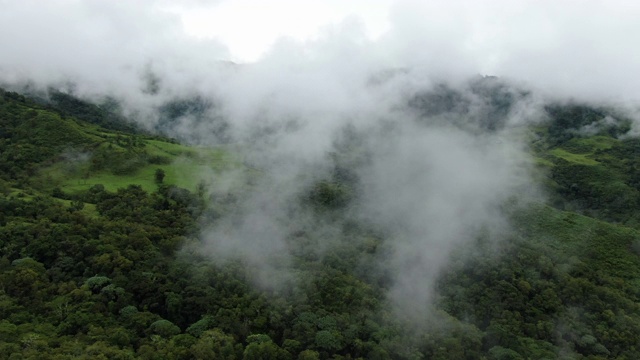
1,88,640,359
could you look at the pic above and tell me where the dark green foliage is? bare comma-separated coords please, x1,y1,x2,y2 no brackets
408,76,528,131
48,89,140,133
185,315,216,337
86,275,112,292
438,205,640,359
243,334,291,360
0,89,95,179
544,103,630,145
546,104,606,142
307,180,351,209
156,96,229,143
409,83,468,117
154,168,166,184
148,155,172,165
537,115,640,224
148,319,181,338
191,329,240,359
0,88,176,187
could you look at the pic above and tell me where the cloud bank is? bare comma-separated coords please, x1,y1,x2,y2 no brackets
2,0,639,102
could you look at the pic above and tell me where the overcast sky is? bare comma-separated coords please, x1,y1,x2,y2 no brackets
0,0,639,102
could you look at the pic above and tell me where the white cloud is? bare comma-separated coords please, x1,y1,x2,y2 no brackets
170,0,392,62
0,0,228,96
2,0,639,102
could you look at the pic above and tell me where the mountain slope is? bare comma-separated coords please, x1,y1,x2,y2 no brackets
1,88,640,359
0,88,234,195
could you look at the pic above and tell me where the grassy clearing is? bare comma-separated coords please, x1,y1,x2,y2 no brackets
564,136,617,152
146,140,236,169
538,135,618,167
548,148,599,165
532,156,555,167
59,160,209,193
29,133,238,194
145,139,196,157
5,187,99,217
7,188,37,201
514,204,640,280
55,198,99,217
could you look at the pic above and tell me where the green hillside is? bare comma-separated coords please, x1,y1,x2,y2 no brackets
1,89,640,359
0,89,235,195
532,106,640,226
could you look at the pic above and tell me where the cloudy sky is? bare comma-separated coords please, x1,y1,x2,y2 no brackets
0,0,639,102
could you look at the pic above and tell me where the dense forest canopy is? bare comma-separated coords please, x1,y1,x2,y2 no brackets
1,81,640,360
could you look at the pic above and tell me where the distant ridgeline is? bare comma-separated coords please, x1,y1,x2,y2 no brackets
534,103,640,226
406,78,640,226
407,76,530,132
46,89,142,134
2,82,639,227
156,96,230,144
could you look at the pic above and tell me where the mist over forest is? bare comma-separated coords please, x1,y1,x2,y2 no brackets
1,1,640,359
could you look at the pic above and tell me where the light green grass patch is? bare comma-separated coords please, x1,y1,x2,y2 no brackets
58,153,234,193
577,136,617,150
549,148,599,165
145,140,196,157
563,136,618,154
532,156,555,167
7,188,36,201
35,135,238,194
55,199,99,217
145,140,235,168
